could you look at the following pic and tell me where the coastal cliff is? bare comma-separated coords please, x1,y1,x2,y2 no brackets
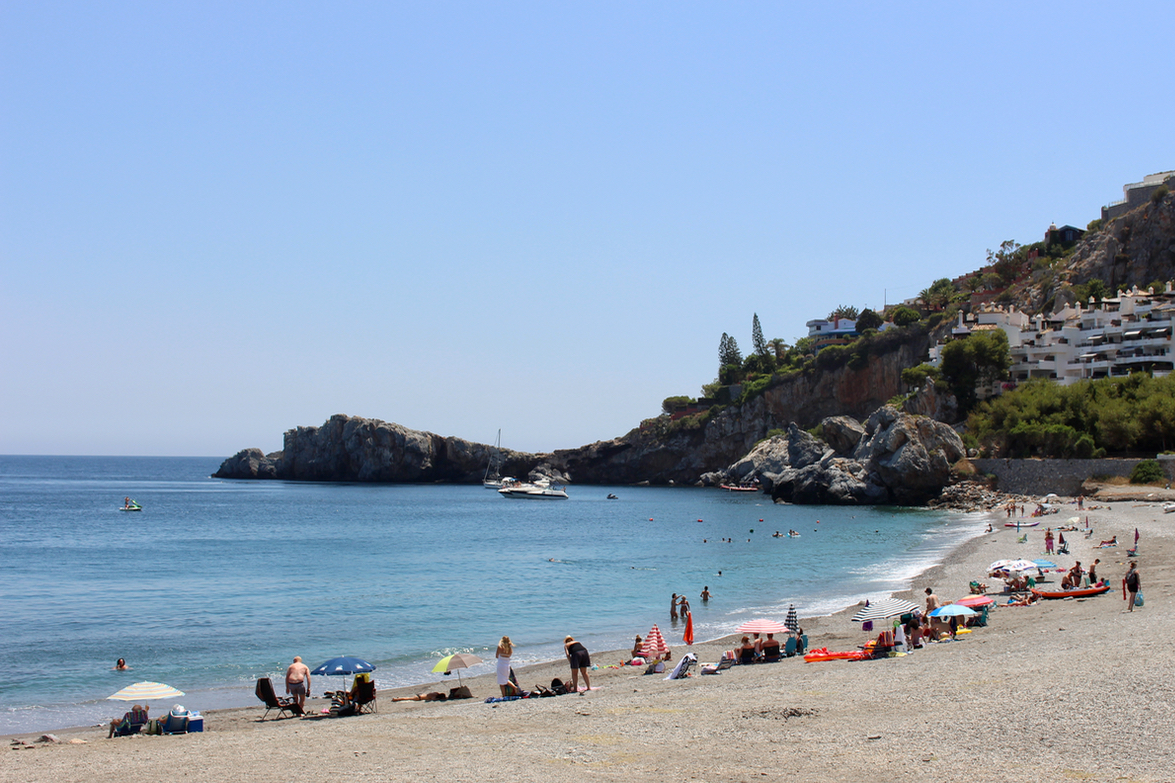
214,331,936,493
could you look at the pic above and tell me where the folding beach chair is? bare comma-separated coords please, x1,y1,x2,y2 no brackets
255,677,304,720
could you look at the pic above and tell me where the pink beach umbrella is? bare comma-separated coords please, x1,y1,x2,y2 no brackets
736,619,788,635
640,625,669,660
956,595,995,608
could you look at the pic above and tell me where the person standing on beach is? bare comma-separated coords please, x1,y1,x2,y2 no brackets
1123,562,1141,611
285,656,311,710
563,636,591,692
925,587,940,614
496,636,514,697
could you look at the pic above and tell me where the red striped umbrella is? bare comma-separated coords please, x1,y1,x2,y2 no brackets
956,595,994,608
640,624,669,659
683,612,694,646
736,619,787,635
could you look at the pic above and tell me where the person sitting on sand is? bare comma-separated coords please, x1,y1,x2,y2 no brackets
391,692,447,702
631,635,643,659
738,636,756,663
1099,536,1117,547
925,587,940,614
761,633,781,658
108,704,148,737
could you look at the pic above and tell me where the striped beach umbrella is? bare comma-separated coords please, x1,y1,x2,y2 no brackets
108,681,185,701
640,624,669,660
850,598,919,624
736,618,788,635
784,604,799,632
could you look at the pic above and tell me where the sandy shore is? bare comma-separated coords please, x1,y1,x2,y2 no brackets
8,497,1171,782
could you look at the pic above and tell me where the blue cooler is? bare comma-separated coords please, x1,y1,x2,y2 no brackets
186,712,203,732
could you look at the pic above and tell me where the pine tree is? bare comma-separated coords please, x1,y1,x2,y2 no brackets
752,313,768,357
719,332,742,368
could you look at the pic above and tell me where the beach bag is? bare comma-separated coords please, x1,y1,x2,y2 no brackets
448,685,472,700
1135,592,1144,607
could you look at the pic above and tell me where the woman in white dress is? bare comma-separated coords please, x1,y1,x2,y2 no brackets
496,636,514,696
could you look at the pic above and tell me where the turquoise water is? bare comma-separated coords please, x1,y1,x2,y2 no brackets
0,455,985,733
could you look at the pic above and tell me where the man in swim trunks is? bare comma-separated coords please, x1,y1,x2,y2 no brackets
924,587,940,614
285,656,311,710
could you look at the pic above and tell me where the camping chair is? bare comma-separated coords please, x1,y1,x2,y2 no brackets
255,677,304,720
796,635,808,656
1016,534,1028,544
761,641,782,662
1057,541,1070,554
969,581,987,595
1127,546,1138,557
738,647,756,665
700,657,734,675
351,675,377,714
111,705,150,737
784,637,798,657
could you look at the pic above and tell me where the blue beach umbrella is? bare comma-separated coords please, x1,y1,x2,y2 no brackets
311,656,375,693
929,604,978,619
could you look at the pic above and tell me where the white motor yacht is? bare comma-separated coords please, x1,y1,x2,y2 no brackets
497,477,569,499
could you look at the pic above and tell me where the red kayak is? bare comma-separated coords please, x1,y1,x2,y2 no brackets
1031,584,1110,600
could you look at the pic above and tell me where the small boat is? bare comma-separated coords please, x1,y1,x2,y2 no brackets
483,429,504,489
1031,584,1111,600
606,493,618,500
1004,521,1040,527
498,477,569,500
720,482,759,492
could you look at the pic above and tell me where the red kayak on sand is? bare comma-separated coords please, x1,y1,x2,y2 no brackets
1031,584,1111,600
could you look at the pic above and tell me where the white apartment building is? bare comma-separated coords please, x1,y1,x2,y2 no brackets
930,284,1175,386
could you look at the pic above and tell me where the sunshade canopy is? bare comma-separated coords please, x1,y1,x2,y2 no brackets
311,656,376,677
736,619,788,634
851,598,919,623
109,681,185,701
640,625,669,659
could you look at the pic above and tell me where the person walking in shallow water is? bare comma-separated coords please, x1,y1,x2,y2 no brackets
670,593,679,621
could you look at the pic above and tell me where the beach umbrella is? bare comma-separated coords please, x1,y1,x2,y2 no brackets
640,624,669,660
1065,517,1080,526
683,612,694,646
736,618,788,635
108,681,185,701
432,652,482,684
312,656,376,693
850,598,919,624
956,595,994,608
784,605,799,632
1058,532,1066,546
929,604,979,619
988,559,1037,576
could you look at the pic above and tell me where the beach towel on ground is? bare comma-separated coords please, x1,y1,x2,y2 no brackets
665,653,697,680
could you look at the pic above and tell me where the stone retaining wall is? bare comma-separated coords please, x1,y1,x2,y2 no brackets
970,458,1162,496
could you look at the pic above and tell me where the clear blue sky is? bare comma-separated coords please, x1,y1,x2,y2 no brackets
2,2,1172,457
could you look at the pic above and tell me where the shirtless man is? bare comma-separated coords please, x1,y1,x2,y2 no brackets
924,587,940,614
285,656,311,709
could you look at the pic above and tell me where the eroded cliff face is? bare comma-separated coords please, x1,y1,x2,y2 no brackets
214,414,543,483
214,333,930,488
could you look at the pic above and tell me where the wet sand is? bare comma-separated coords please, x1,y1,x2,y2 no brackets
8,497,1171,782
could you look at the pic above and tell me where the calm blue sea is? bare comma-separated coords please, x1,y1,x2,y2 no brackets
0,455,985,734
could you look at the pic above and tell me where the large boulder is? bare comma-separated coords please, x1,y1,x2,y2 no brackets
787,423,829,468
821,416,866,455
853,406,966,504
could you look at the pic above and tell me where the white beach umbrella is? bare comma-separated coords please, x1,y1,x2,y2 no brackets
108,681,185,701
850,598,919,624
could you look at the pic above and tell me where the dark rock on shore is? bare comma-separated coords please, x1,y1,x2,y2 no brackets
708,407,965,505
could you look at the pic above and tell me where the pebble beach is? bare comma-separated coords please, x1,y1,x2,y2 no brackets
8,493,1171,783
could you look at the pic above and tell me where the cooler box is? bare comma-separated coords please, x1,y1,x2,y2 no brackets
186,713,204,733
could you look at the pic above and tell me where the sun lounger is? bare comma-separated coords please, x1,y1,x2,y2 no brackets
700,657,734,675
255,677,304,720
111,706,150,737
